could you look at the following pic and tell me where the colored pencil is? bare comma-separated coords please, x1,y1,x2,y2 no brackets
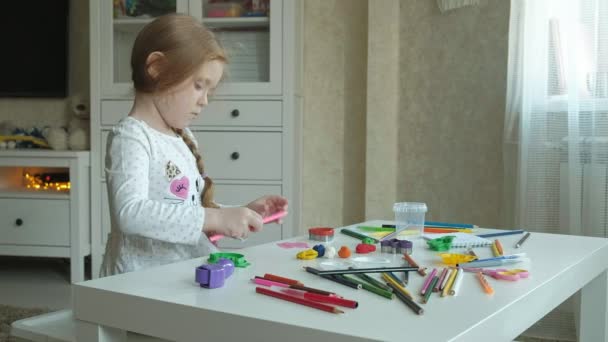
383,221,475,229
381,273,414,300
476,229,525,238
495,239,504,255
403,254,427,276
420,268,438,295
422,276,439,304
424,228,473,233
387,271,406,287
263,273,303,286
353,272,393,292
385,281,424,315
256,287,344,314
304,266,418,276
253,277,289,287
341,275,394,299
317,274,362,290
434,268,448,292
450,268,464,296
442,268,457,297
340,228,379,242
458,258,523,268
491,242,501,257
289,284,336,297
360,226,472,233
279,288,358,308
515,232,531,248
476,272,494,294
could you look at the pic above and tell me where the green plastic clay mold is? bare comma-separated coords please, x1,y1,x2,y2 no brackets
208,252,251,268
426,236,455,251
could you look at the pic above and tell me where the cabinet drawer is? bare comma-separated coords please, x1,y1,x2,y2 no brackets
101,100,282,127
192,131,281,180
0,198,70,246
214,184,283,248
193,101,282,127
102,131,282,180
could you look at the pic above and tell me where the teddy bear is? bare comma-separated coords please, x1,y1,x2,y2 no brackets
44,95,90,150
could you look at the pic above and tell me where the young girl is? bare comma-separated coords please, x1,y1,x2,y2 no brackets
100,14,288,276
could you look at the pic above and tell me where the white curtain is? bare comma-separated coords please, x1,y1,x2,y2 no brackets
505,0,608,238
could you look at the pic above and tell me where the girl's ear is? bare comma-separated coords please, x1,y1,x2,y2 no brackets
145,51,166,80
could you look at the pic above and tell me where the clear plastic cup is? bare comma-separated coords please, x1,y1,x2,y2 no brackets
393,202,428,237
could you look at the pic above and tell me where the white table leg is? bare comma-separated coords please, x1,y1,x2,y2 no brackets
579,269,608,342
76,320,127,342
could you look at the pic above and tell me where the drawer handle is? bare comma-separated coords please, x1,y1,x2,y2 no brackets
15,218,23,226
230,152,240,160
231,109,240,118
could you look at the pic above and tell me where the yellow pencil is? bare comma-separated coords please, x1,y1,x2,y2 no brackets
491,242,501,257
441,268,458,297
382,273,413,300
495,239,504,256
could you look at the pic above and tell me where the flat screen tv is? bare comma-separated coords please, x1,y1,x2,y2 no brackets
0,1,69,97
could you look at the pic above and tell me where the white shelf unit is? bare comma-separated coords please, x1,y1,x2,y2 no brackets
90,0,299,277
0,150,91,283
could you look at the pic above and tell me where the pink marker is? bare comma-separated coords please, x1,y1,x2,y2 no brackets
209,210,288,243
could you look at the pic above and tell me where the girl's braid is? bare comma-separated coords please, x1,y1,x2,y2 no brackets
174,129,219,208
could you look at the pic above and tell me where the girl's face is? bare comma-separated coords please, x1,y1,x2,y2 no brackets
154,60,224,130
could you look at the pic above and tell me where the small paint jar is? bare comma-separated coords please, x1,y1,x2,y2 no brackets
309,227,334,242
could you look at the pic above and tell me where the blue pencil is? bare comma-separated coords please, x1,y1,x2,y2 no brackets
476,229,526,238
425,221,475,229
382,221,475,229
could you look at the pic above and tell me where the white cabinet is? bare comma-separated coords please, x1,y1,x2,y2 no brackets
0,150,91,283
99,0,282,98
90,0,298,278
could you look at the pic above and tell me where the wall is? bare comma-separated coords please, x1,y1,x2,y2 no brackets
301,0,510,232
0,1,89,128
302,0,368,229
397,0,509,227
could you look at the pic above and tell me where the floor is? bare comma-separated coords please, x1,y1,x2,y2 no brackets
0,257,72,311
0,256,578,341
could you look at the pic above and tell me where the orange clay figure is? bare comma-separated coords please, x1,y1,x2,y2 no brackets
338,246,351,258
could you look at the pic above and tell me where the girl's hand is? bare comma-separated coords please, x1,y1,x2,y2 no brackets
246,195,289,224
203,207,263,239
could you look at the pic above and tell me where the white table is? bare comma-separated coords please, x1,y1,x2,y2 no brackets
73,220,608,342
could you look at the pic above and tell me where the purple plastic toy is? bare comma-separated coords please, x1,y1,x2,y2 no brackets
195,258,235,289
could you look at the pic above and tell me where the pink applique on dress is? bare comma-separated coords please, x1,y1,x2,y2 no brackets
170,176,189,199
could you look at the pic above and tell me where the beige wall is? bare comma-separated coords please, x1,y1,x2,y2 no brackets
301,0,510,232
302,0,368,229
0,1,89,128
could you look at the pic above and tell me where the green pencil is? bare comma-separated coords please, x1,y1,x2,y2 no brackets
340,275,394,299
422,276,439,304
353,272,394,292
357,226,395,232
340,228,379,243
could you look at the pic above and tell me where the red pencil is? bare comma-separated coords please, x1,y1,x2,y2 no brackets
263,273,304,286
403,254,427,276
279,288,358,308
256,287,344,314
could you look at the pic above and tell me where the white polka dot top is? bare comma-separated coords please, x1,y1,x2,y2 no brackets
100,117,218,277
